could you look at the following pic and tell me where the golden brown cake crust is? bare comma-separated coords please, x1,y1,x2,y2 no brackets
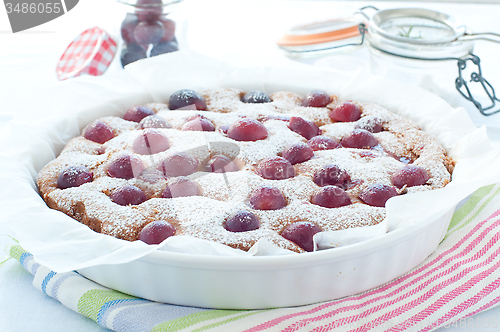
37,88,453,253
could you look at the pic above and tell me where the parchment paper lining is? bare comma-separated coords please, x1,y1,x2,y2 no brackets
1,51,500,272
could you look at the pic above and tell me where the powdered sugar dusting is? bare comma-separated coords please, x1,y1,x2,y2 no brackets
37,88,453,253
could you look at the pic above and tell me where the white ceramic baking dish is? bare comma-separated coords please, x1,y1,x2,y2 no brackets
78,207,453,309
3,51,497,309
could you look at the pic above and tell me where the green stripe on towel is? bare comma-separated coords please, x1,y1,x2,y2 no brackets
78,289,138,322
445,184,500,239
152,310,245,332
8,244,26,261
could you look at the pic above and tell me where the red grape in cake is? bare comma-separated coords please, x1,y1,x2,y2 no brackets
186,114,208,121
123,105,155,123
110,185,147,206
341,129,378,149
227,118,268,141
139,115,171,129
107,155,146,179
57,166,93,189
169,89,207,110
249,185,286,210
83,120,114,144
313,164,351,189
256,156,295,180
329,101,361,122
224,210,260,232
241,91,272,104
392,165,430,188
307,136,341,151
158,152,199,177
288,116,320,140
139,220,176,245
311,185,352,208
301,90,332,108
205,155,239,173
162,177,199,198
359,184,399,207
132,129,170,155
282,142,314,165
182,117,215,132
281,221,321,252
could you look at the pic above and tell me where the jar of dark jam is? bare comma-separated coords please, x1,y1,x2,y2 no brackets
118,0,182,67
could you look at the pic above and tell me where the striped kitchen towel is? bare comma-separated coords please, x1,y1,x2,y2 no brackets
6,183,500,332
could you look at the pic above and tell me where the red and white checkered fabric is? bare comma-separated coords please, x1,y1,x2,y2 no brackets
56,27,117,81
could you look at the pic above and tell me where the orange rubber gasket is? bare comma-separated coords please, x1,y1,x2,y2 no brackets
276,25,361,47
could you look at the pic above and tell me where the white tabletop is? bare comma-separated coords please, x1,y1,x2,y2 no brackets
1,0,500,331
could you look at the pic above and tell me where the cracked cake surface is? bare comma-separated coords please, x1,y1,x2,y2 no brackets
37,88,454,253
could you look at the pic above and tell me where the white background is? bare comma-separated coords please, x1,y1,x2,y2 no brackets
1,0,500,331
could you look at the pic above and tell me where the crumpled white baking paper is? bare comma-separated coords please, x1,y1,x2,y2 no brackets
1,51,500,272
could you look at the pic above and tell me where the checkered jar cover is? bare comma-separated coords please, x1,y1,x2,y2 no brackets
56,27,117,81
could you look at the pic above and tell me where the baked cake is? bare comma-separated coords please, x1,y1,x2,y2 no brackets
37,88,454,253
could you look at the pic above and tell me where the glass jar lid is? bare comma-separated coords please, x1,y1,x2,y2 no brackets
370,8,467,45
364,7,474,60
